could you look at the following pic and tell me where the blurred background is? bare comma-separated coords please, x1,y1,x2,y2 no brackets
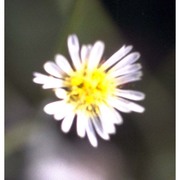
5,0,175,179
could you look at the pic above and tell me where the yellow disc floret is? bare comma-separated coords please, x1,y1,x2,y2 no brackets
65,65,116,117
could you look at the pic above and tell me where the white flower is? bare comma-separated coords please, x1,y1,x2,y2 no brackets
33,34,145,147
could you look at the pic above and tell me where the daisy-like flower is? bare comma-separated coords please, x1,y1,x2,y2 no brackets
33,34,145,147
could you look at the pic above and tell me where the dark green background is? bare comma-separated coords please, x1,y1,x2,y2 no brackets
5,0,175,179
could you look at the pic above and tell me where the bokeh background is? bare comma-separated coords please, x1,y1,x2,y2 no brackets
5,0,175,179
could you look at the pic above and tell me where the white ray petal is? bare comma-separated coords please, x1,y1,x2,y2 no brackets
76,112,86,138
99,105,116,134
114,89,145,101
116,97,145,113
107,97,132,113
101,45,133,70
87,41,104,70
87,45,92,53
33,72,63,89
115,71,142,86
55,54,73,75
81,45,92,64
54,114,64,121
81,45,87,63
42,79,63,89
86,119,98,147
109,63,142,78
53,104,73,120
128,102,145,113
92,117,110,140
55,88,67,99
33,72,49,84
61,113,75,133
111,108,123,125
44,100,66,115
67,34,81,70
110,52,140,72
87,45,92,51
43,61,62,78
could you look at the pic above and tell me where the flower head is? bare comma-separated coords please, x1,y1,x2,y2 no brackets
33,34,145,147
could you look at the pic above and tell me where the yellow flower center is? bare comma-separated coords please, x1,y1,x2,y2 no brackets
65,65,116,117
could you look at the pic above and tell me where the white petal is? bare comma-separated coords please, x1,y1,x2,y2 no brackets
99,105,116,134
81,45,88,64
76,112,86,138
110,52,140,72
42,79,64,89
54,114,64,121
87,45,92,51
116,97,145,113
44,101,67,115
107,97,132,113
111,108,123,125
86,119,98,147
101,45,133,70
33,72,48,84
33,72,63,89
81,45,87,63
91,117,110,140
109,63,142,78
115,71,142,86
54,104,73,120
128,102,145,113
43,61,62,78
67,34,81,70
114,89,145,101
55,54,73,75
55,88,67,99
81,45,92,64
61,113,75,133
87,41,104,70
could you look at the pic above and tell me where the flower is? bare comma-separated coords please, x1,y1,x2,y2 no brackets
33,34,145,147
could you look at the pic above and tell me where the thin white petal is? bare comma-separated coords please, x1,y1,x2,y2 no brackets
114,89,145,101
86,119,98,147
76,113,86,138
55,88,67,99
81,45,87,63
109,63,142,78
67,34,81,70
128,102,145,113
55,54,73,75
87,45,92,51
61,113,75,133
116,97,145,113
110,52,140,72
43,61,62,78
87,41,104,70
107,97,132,113
42,79,63,89
54,104,73,120
33,72,48,84
101,45,133,70
111,108,123,125
99,105,116,134
81,45,88,64
44,101,67,115
54,112,67,121
54,114,64,121
33,72,63,89
81,45,92,64
100,105,120,132
91,117,110,140
115,71,142,86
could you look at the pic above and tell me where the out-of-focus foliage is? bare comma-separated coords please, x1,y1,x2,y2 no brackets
6,0,175,180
